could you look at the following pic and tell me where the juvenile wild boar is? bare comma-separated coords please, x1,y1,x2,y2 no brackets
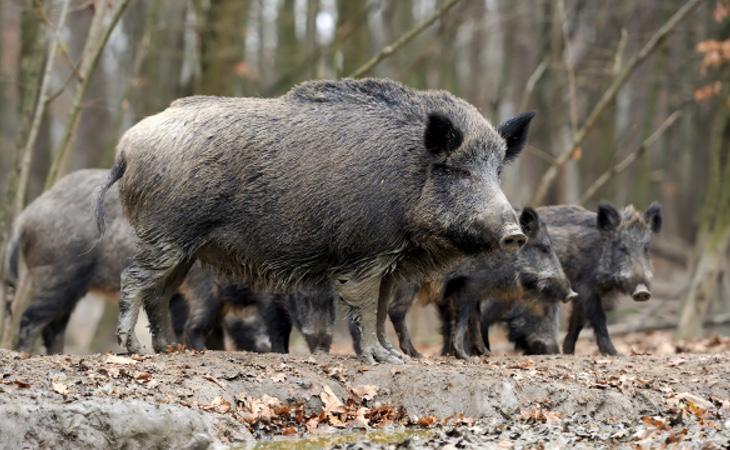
537,202,662,355
262,289,336,354
479,299,560,355
178,266,272,353
96,78,535,363
435,208,575,359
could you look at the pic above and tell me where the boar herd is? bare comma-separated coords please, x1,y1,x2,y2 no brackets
3,78,661,362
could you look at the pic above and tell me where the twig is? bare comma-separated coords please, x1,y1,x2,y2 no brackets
518,57,548,112
44,58,82,105
530,0,703,205
346,0,465,79
45,0,132,188
13,0,71,218
557,0,578,133
579,110,682,204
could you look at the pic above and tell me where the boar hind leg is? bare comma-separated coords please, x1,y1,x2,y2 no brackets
336,276,403,364
117,246,191,354
41,313,71,355
16,281,87,354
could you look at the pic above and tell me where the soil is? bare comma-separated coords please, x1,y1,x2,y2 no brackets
2,340,730,449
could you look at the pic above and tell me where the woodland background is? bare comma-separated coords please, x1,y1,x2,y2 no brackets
0,0,728,352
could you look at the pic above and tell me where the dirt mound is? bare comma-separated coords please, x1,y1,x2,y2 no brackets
1,350,729,448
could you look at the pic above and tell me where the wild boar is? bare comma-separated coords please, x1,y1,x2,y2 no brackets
96,78,534,363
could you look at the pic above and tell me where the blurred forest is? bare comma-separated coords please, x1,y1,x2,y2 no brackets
0,0,728,351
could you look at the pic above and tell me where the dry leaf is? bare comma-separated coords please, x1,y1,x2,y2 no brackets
281,426,297,436
320,385,344,413
305,417,319,434
417,415,438,427
203,396,232,414
203,374,226,389
350,384,378,401
104,355,137,365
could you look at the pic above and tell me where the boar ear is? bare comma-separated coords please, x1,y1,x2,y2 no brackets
424,113,463,156
498,111,535,162
519,207,541,239
596,202,620,232
645,202,662,233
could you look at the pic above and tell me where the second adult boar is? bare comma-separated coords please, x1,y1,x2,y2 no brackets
97,78,535,363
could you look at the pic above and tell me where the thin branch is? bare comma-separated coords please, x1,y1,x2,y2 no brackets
530,0,703,205
557,0,578,133
13,0,72,218
44,57,82,105
346,0,465,79
518,57,549,112
45,0,132,188
579,110,682,204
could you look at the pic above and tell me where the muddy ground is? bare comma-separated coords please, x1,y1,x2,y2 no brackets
2,338,730,449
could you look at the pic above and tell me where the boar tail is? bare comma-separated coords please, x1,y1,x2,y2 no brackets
95,154,127,236
3,225,21,289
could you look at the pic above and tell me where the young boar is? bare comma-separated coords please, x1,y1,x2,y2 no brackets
96,78,534,363
435,208,575,359
262,289,337,354
479,299,560,355
537,203,662,355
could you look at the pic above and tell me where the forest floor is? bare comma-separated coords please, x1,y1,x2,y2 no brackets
2,334,730,449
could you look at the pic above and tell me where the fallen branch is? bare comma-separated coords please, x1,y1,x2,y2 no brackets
346,0,465,79
579,110,682,204
530,0,703,205
45,0,132,189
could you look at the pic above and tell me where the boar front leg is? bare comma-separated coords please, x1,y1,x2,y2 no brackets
336,275,403,364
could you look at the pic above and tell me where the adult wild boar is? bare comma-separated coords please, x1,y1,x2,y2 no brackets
538,203,662,355
96,78,535,363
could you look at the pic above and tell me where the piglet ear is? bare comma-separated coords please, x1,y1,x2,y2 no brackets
519,207,541,239
424,113,463,156
596,201,620,232
645,202,662,233
497,111,535,162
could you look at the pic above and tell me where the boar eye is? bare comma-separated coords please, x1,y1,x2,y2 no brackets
618,244,629,254
435,163,471,178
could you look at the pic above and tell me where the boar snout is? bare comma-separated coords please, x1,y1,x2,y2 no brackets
632,283,651,302
499,224,527,252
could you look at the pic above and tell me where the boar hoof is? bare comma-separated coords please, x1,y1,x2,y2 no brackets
360,344,405,365
119,332,144,354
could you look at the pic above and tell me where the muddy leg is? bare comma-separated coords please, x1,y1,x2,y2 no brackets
562,303,585,355
117,245,190,354
335,276,403,364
